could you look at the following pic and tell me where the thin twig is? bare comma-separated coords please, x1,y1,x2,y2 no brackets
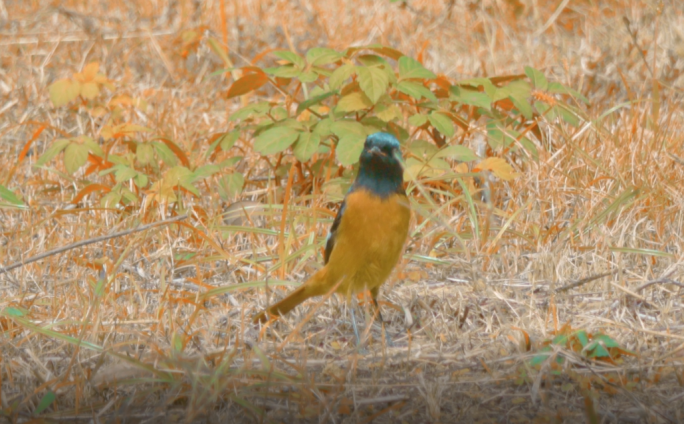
0,214,188,274
555,270,618,293
622,16,655,78
635,278,684,292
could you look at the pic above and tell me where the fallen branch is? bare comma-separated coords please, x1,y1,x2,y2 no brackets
555,270,618,293
0,214,188,274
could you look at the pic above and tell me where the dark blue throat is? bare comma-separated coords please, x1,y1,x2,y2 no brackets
352,160,404,198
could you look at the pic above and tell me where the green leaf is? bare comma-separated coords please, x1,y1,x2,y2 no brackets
514,132,538,161
577,330,589,347
296,91,336,115
313,117,334,139
557,105,580,126
524,66,549,90
49,79,80,107
551,334,568,345
331,120,367,138
64,142,89,174
298,71,318,83
101,191,122,208
229,102,270,121
336,133,366,166
456,77,497,98
356,55,397,84
396,81,437,101
486,125,505,149
219,156,243,168
35,391,56,415
221,172,244,197
264,65,301,78
0,185,27,210
172,332,183,352
336,91,373,112
272,50,305,69
375,104,402,122
253,126,300,155
408,113,428,127
450,86,491,109
331,120,368,166
435,145,478,162
329,63,356,90
510,95,534,120
398,56,436,80
112,165,137,183
133,173,148,187
306,47,342,66
502,80,532,100
136,143,154,165
593,333,620,348
428,112,455,137
153,142,178,166
587,342,610,358
2,306,27,317
193,164,220,181
408,139,439,158
293,131,320,162
530,347,552,366
34,138,70,168
549,83,589,104
356,66,389,104
219,131,240,151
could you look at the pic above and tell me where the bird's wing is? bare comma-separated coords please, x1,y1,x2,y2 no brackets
324,200,346,265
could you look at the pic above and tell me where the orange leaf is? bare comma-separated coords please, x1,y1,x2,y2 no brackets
511,326,531,351
19,125,46,163
82,62,99,81
159,138,190,167
474,157,518,181
417,39,430,64
227,72,268,99
71,183,111,204
252,47,275,64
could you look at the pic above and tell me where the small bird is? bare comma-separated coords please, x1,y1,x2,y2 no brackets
253,132,410,343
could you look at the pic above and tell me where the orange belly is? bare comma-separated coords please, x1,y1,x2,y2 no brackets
322,189,411,298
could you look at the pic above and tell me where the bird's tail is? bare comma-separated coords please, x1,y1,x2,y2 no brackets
253,268,329,324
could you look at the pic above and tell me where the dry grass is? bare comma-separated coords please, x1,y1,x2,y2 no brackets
1,0,684,422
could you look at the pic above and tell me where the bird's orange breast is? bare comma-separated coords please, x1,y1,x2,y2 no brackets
322,189,410,297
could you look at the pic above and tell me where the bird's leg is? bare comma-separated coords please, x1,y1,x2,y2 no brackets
371,288,394,348
349,305,362,348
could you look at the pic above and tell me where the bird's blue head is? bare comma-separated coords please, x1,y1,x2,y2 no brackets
354,132,404,198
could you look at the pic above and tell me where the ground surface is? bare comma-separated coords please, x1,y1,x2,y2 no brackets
1,1,684,423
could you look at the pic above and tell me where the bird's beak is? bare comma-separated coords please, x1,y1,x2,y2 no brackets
369,146,386,157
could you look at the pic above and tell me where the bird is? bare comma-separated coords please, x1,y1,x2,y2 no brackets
253,132,411,345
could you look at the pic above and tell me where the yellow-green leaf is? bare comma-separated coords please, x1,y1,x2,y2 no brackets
254,127,300,155
336,91,373,113
0,185,27,210
428,112,455,137
398,56,436,80
34,138,70,168
136,143,154,165
329,64,355,90
49,79,81,107
397,81,437,101
80,81,100,99
64,142,89,174
356,66,388,104
306,47,342,66
221,172,245,197
293,131,320,162
435,145,478,162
